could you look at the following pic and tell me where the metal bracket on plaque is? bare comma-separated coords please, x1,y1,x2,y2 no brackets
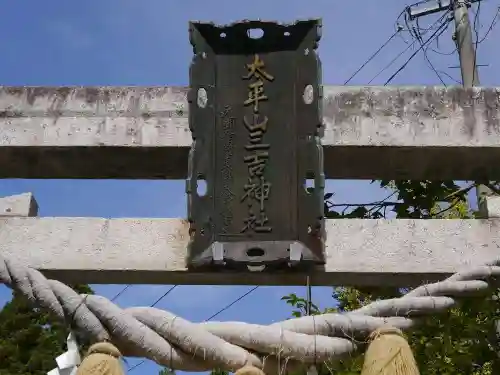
187,19,325,271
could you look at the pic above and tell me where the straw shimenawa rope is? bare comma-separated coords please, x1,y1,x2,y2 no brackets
0,255,498,372
76,343,125,375
360,327,419,375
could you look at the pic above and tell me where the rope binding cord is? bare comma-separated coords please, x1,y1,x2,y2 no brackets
73,328,422,375
76,342,124,375
0,255,498,373
234,365,267,375
360,327,420,375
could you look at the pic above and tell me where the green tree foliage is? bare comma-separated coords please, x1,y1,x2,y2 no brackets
158,368,229,375
158,368,176,375
0,284,93,375
210,370,230,375
283,180,500,375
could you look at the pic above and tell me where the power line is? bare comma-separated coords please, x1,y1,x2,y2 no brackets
476,6,500,43
436,69,462,83
204,286,259,322
399,2,450,41
400,2,456,58
472,0,481,85
150,285,178,307
129,285,259,373
367,38,418,84
111,284,178,307
406,0,493,86
128,359,145,372
420,38,448,85
384,16,452,85
417,13,453,85
111,285,131,302
343,27,402,85
401,6,454,84
122,285,179,372
367,9,450,84
471,1,500,48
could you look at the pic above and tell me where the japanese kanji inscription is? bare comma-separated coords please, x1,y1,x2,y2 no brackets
241,54,273,234
187,19,325,271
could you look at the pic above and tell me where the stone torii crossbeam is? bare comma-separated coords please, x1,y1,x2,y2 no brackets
1,85,500,287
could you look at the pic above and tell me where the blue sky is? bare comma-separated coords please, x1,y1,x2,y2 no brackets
0,1,499,374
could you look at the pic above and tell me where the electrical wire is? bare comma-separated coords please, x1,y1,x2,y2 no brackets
399,1,456,57
128,359,145,372
111,284,178,308
110,285,131,302
367,39,418,84
476,6,500,43
384,16,452,85
418,12,453,85
122,285,179,372
421,8,456,57
470,1,500,66
367,9,450,85
343,27,402,85
204,286,259,321
306,277,312,316
436,69,462,84
472,0,481,84
420,37,448,85
408,0,497,85
150,285,178,308
128,285,259,372
407,5,458,85
397,0,451,42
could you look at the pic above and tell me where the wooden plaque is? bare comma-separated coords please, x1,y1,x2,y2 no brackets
187,19,325,271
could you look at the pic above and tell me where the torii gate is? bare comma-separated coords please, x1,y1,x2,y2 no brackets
0,19,499,375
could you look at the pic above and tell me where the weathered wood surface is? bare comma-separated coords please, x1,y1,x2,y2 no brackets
1,215,498,286
1,86,500,180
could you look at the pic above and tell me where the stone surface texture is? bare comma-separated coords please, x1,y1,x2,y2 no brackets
1,215,498,286
1,85,500,179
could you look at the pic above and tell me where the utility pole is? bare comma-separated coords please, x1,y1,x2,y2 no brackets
451,0,493,217
408,0,489,217
452,0,480,87
411,3,500,370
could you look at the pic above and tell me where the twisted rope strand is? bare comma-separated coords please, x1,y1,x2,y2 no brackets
0,255,499,372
